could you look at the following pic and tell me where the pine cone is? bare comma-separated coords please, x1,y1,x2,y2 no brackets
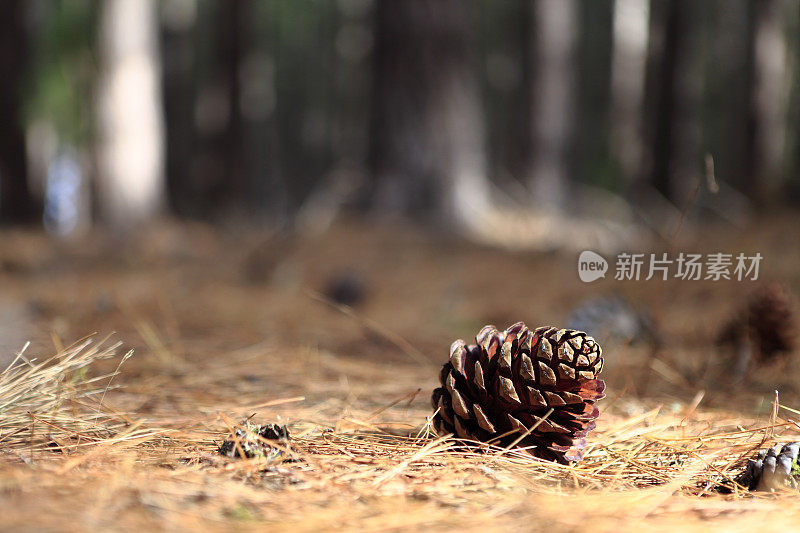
431,322,605,463
218,421,290,459
748,284,796,359
718,283,796,364
736,442,800,492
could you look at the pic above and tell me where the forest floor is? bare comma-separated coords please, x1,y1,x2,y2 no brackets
1,215,800,531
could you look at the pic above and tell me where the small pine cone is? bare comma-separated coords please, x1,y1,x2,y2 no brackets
747,284,796,359
736,442,800,492
431,322,605,463
718,283,796,363
218,422,290,459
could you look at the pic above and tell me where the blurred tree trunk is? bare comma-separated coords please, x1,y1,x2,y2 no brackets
0,0,38,224
610,0,649,184
271,1,338,216
474,1,529,188
294,0,372,233
165,0,271,220
369,0,489,228
96,0,166,228
526,0,577,208
641,0,703,204
786,2,800,200
245,2,283,223
574,0,614,189
211,0,248,214
746,0,789,205
705,1,749,197
330,0,372,176
183,0,250,218
161,0,198,217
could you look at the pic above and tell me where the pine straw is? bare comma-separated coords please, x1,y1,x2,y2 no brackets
2,219,800,530
0,336,162,454
3,340,798,532
167,398,800,532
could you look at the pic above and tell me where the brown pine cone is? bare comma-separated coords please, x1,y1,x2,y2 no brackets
748,283,796,359
431,322,605,463
718,283,796,365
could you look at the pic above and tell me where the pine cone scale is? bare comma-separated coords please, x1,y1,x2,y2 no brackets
473,403,496,433
536,361,557,386
527,386,547,408
472,357,486,391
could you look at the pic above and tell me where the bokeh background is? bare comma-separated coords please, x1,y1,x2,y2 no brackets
2,0,799,234
2,2,800,529
0,0,799,396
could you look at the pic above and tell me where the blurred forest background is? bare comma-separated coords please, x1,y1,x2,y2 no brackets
1,0,799,241
5,4,800,530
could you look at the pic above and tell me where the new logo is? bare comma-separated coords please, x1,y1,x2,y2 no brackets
578,251,608,283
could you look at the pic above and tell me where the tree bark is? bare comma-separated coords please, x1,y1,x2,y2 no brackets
369,0,489,228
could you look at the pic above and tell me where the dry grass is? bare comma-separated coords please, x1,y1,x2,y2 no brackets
0,336,162,453
1,218,800,531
